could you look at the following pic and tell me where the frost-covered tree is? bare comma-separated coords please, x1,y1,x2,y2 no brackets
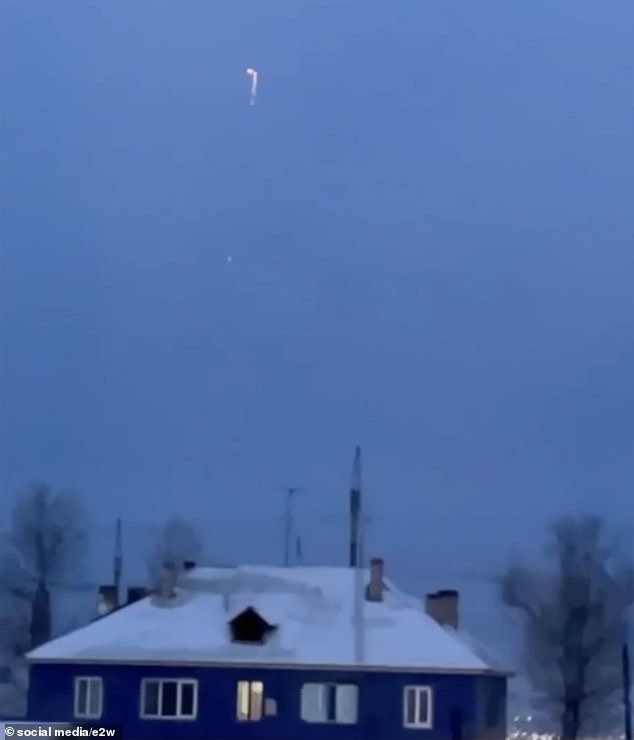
500,515,634,739
0,483,87,651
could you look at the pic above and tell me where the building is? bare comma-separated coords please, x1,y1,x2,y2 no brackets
26,560,511,739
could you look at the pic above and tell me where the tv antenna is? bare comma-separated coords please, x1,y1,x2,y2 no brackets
283,487,303,567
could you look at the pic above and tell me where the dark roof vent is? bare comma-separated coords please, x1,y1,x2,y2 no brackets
183,560,197,571
229,607,277,644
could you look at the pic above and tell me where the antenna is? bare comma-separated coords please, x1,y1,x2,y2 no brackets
349,446,362,567
113,518,122,608
283,488,302,567
349,445,365,665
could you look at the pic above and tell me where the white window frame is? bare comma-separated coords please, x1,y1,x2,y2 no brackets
140,678,198,720
403,685,433,729
236,680,264,721
74,676,103,719
300,682,359,724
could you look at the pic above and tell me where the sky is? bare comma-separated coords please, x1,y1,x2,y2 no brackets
1,0,634,658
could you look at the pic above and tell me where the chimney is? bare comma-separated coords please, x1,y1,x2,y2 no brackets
97,585,117,616
127,586,147,605
425,589,459,629
183,560,197,571
159,561,178,600
366,557,385,602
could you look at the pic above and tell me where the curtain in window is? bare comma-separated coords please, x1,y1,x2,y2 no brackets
236,681,250,720
300,684,325,722
181,683,195,716
249,682,263,720
335,685,358,724
143,681,160,716
417,688,429,724
87,679,101,716
77,681,88,714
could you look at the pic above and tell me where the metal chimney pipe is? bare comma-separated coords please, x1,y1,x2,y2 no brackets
160,561,178,600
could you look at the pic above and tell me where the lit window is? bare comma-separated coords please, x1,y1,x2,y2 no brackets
236,680,264,721
300,683,358,724
74,677,103,719
403,685,433,729
140,679,197,719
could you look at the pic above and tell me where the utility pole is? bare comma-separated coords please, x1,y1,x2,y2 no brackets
349,446,362,567
113,518,122,608
624,637,632,740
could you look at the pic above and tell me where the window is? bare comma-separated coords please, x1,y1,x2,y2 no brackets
74,677,103,719
140,679,197,719
403,686,433,729
300,683,358,724
236,680,264,721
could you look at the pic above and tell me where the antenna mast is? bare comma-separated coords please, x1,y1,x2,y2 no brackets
349,446,365,664
113,518,122,608
349,446,362,567
284,488,300,567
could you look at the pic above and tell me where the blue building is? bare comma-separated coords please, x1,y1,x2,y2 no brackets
26,560,511,739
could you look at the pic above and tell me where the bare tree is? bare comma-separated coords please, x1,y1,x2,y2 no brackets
500,515,634,739
0,483,87,651
147,516,204,587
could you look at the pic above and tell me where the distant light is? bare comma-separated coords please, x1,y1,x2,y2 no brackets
245,67,258,106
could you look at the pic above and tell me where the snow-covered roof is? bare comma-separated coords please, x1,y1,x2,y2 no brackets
27,565,508,674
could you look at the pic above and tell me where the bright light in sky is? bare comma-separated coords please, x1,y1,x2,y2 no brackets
246,67,258,106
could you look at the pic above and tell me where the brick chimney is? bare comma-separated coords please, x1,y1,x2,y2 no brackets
425,589,459,629
366,557,385,602
126,586,147,605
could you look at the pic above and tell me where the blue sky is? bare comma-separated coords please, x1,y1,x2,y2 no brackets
1,0,633,648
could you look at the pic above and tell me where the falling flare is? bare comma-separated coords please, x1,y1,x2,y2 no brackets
246,67,258,106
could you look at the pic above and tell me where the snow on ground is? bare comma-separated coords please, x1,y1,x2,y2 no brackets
27,565,505,672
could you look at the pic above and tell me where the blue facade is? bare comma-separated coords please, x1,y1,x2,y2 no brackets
28,661,507,739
